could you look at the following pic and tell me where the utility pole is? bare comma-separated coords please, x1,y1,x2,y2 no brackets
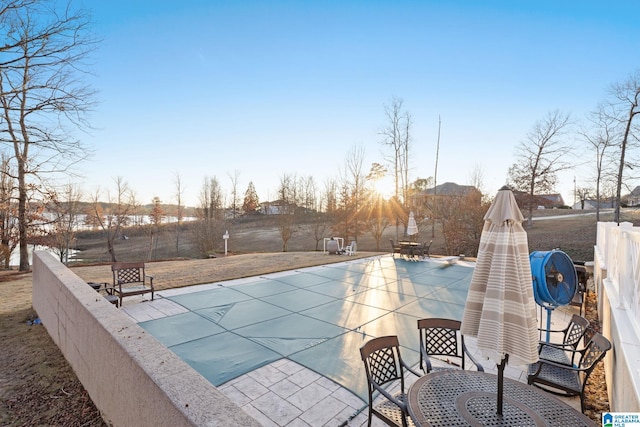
432,116,441,238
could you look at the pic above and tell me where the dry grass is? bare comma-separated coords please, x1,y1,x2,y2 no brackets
0,252,377,426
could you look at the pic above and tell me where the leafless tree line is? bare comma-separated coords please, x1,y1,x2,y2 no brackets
508,70,640,226
2,2,638,269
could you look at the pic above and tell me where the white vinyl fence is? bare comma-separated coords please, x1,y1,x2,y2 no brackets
594,221,640,411
597,222,640,331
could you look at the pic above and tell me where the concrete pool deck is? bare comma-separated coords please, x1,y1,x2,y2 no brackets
118,255,581,426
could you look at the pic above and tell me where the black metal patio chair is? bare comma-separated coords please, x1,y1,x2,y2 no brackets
360,335,421,427
417,318,484,374
538,314,590,366
527,331,611,413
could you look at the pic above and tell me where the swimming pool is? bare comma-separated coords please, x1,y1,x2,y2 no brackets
139,256,474,400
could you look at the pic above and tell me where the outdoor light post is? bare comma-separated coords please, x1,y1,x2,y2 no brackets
223,230,229,256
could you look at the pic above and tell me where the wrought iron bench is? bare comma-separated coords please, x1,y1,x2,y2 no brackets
111,262,154,307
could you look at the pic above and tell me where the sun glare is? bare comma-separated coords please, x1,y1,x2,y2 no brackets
373,176,395,199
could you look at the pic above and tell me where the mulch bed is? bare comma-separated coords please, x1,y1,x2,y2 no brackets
583,291,610,422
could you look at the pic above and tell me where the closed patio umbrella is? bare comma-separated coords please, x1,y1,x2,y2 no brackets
460,186,539,415
406,211,418,239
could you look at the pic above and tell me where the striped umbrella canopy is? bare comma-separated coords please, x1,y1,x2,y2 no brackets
460,186,539,414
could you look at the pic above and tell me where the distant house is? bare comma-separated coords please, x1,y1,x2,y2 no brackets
424,182,478,197
540,193,565,207
571,199,614,210
411,182,482,209
260,200,296,215
224,209,242,219
625,186,640,207
512,191,565,209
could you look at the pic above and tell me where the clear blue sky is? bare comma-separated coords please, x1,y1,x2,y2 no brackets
77,0,640,208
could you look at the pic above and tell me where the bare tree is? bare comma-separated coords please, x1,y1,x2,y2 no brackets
323,178,338,214
0,1,97,270
312,178,337,250
128,191,144,226
302,176,318,212
193,177,224,256
380,97,412,204
366,193,393,251
174,172,184,256
0,153,18,268
379,97,412,238
508,110,573,227
199,177,224,220
89,177,133,262
334,171,351,239
48,183,82,264
468,163,486,195
276,174,299,252
345,145,366,241
82,197,102,231
147,196,164,260
409,176,434,237
580,103,620,220
575,187,592,210
310,213,331,251
607,70,640,223
434,190,487,256
227,170,240,218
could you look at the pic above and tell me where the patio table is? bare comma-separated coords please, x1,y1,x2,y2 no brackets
407,370,595,426
399,241,419,258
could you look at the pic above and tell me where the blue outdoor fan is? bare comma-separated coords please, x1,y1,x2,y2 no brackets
530,250,578,341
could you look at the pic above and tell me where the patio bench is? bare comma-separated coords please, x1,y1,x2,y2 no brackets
111,262,154,307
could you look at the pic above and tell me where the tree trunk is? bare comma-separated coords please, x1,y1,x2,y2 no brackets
107,238,117,262
614,109,634,223
18,160,29,271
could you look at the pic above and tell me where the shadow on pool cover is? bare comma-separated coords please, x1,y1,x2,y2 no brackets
139,256,473,400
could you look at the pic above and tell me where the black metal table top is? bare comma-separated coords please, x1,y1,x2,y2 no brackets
407,370,595,427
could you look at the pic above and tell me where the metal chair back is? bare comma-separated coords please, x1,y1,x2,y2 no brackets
360,336,416,427
417,318,483,373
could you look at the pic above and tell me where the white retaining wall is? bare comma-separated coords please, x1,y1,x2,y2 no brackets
32,251,260,427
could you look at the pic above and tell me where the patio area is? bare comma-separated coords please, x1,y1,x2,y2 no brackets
117,255,582,426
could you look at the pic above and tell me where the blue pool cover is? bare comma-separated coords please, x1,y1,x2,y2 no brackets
139,256,473,401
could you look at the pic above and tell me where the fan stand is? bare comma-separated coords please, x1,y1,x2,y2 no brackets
539,304,555,342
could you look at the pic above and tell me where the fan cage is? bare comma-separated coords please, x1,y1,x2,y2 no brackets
530,250,578,308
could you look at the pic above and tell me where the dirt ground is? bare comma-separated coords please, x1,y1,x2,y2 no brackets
3,209,638,426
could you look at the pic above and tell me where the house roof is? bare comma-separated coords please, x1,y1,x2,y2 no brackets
627,186,640,197
541,193,565,205
424,182,477,196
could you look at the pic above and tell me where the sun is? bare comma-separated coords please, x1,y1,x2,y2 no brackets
372,176,395,199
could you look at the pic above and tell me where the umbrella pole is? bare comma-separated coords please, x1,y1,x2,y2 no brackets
497,354,509,415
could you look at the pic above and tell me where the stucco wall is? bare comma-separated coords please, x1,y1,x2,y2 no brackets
32,251,259,427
